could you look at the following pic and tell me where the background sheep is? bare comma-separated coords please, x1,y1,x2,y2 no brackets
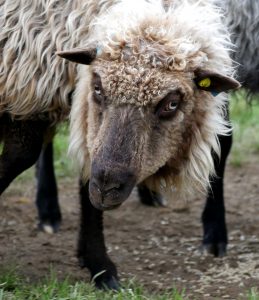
35,142,61,233
0,0,239,289
217,0,259,98
204,0,259,258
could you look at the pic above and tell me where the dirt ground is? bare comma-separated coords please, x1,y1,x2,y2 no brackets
0,160,259,300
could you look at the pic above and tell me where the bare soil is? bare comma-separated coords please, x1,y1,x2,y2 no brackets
0,161,259,299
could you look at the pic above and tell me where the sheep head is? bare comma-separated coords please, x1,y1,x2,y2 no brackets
58,38,239,210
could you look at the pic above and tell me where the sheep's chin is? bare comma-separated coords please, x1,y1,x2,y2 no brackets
90,199,122,211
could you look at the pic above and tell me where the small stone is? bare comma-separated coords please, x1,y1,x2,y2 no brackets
7,220,17,226
160,220,168,225
147,263,155,269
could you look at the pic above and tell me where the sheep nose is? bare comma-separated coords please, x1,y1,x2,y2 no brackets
89,162,136,210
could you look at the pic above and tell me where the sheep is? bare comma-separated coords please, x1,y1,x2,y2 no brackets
61,0,240,287
216,0,259,98
202,0,259,258
0,0,239,289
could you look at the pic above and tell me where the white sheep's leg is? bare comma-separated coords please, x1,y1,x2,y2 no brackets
77,180,119,290
202,132,232,257
36,141,62,234
0,117,48,195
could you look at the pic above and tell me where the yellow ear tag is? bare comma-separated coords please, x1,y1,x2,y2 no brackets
198,78,211,88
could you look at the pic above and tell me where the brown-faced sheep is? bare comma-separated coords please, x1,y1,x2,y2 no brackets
0,0,239,289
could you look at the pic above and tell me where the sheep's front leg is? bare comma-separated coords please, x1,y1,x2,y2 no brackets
0,119,48,194
202,133,232,257
78,180,119,290
36,141,62,234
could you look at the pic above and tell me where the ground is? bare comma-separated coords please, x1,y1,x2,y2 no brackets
0,159,258,300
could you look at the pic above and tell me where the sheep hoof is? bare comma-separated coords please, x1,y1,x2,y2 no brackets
38,221,60,234
202,242,227,257
78,256,119,290
95,276,120,291
138,185,166,207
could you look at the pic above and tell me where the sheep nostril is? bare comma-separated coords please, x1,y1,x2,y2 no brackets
91,177,123,196
103,183,123,194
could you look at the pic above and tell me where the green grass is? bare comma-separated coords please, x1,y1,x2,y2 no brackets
229,91,259,166
0,269,258,300
52,124,76,178
0,269,186,300
248,288,259,300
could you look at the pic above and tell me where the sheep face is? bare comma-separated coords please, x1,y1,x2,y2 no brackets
87,62,194,209
59,48,239,210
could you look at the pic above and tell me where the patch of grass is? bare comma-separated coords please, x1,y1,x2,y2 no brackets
0,271,187,300
53,124,76,178
247,288,259,300
0,267,22,292
229,91,259,167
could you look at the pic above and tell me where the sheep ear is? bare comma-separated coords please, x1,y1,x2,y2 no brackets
56,48,97,65
194,69,241,95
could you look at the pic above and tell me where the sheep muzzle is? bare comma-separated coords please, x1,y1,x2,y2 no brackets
89,160,136,210
88,106,142,210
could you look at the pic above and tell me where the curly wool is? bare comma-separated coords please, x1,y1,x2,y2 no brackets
90,0,233,74
0,0,115,122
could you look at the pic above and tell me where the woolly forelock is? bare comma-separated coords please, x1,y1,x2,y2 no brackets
0,0,117,122
70,0,235,200
216,0,259,96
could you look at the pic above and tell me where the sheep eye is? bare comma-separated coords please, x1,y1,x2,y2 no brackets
92,72,104,104
94,85,102,96
93,84,105,105
155,92,181,118
164,100,178,112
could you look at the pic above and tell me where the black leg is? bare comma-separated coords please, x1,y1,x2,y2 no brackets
137,183,165,207
36,141,62,233
0,118,47,195
78,180,119,290
202,133,232,257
